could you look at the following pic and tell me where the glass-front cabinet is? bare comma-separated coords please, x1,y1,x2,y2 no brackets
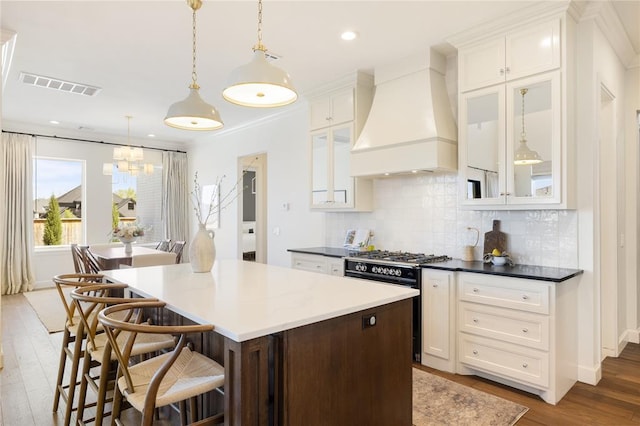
459,71,561,208
311,124,355,208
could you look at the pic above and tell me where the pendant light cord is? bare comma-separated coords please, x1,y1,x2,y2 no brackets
254,0,265,51
520,88,528,140
190,0,200,89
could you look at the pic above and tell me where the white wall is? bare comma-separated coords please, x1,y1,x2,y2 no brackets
186,105,325,267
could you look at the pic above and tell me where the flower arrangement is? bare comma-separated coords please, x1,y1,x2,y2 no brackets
112,223,145,239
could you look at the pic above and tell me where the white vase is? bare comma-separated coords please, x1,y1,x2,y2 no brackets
119,236,136,254
189,223,216,273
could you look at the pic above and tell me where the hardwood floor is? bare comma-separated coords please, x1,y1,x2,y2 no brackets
3,290,640,425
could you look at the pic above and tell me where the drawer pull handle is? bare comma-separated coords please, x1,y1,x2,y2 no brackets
522,328,528,333
522,363,528,368
472,350,478,355
472,288,479,293
473,318,479,323
522,295,529,300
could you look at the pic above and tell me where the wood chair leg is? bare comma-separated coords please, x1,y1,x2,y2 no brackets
94,356,113,426
63,332,84,426
190,397,198,424
111,379,124,426
52,328,71,411
75,345,93,425
179,400,187,426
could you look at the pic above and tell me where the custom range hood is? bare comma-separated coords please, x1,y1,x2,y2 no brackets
351,49,457,177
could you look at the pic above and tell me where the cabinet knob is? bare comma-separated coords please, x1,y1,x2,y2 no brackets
473,318,479,323
505,66,511,73
499,68,505,75
499,192,505,196
472,350,478,355
522,363,528,368
432,284,438,288
325,117,332,121
522,328,528,333
316,265,323,269
472,288,479,293
522,294,529,300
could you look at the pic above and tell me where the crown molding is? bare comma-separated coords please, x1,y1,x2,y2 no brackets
578,1,637,68
446,1,572,48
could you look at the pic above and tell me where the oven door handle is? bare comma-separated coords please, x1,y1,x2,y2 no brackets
344,270,419,287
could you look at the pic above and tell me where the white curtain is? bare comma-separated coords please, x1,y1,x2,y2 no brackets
0,133,35,294
162,151,189,261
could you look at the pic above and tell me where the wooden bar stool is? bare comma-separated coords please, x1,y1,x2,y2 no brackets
51,273,106,426
71,284,176,426
99,301,225,426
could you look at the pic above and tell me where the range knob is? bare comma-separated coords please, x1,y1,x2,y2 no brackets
395,269,402,276
383,268,389,275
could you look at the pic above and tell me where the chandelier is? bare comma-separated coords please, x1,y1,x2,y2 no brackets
103,116,154,176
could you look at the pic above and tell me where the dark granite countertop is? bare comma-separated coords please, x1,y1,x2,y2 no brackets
287,247,584,283
420,259,583,283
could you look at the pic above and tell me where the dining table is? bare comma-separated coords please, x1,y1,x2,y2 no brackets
89,245,170,270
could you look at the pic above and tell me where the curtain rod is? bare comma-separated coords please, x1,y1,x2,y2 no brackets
2,130,187,154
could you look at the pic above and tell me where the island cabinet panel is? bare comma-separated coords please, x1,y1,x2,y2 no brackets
279,299,413,426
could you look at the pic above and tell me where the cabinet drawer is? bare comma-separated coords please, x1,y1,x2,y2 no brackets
458,274,550,314
459,334,549,388
459,302,549,350
291,254,326,274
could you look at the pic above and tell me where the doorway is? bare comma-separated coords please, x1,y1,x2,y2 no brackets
238,153,267,263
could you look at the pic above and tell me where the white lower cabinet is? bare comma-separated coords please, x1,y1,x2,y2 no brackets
455,272,578,404
421,270,456,373
290,253,344,276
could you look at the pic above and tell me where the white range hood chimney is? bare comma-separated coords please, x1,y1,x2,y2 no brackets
351,48,457,177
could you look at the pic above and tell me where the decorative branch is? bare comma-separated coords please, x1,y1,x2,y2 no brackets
191,160,256,226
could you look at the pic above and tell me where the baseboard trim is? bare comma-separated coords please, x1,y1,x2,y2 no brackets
578,363,602,385
626,328,640,344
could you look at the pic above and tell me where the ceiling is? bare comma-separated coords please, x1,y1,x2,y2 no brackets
1,1,638,149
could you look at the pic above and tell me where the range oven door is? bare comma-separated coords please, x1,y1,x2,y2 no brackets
344,263,422,363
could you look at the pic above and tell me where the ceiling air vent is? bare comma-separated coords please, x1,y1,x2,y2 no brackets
19,72,101,97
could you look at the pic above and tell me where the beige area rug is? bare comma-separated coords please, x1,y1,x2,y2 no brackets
23,287,70,333
413,368,529,426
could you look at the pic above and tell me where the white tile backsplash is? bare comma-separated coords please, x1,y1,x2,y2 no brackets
325,173,579,268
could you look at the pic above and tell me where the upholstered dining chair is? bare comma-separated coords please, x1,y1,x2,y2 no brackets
99,301,225,426
52,272,106,426
71,284,176,426
170,241,186,264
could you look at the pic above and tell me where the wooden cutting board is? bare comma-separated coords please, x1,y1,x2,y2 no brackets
483,220,507,255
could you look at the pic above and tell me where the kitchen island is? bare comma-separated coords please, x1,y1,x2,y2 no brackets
101,260,418,425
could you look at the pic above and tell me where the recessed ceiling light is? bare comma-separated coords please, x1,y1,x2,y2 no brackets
147,134,156,138
49,120,60,124
341,31,358,41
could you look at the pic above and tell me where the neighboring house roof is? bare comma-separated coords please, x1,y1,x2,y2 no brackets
57,185,82,204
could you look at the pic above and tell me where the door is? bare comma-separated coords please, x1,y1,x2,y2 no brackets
239,153,267,263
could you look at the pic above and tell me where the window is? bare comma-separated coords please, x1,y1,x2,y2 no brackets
33,157,84,246
111,161,162,244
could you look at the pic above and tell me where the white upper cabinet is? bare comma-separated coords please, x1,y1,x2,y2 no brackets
454,12,575,210
308,72,374,211
459,19,561,93
310,88,354,130
460,72,562,208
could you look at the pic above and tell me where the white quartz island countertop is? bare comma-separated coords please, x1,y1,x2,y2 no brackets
101,260,418,342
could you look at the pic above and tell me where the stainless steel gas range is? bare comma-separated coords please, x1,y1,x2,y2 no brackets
344,250,451,363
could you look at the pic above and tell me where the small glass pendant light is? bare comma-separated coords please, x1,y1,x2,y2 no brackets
222,0,297,108
165,0,223,130
514,88,543,165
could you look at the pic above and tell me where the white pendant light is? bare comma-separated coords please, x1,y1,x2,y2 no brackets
514,88,543,166
222,0,297,108
165,0,223,131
